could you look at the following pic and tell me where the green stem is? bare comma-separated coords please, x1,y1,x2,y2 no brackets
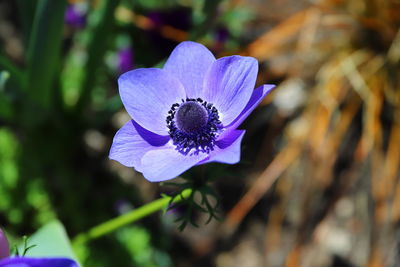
72,189,192,247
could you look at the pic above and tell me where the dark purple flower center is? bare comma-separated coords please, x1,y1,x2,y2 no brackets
167,98,222,155
176,102,208,133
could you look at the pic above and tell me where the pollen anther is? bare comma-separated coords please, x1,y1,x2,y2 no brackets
166,98,222,155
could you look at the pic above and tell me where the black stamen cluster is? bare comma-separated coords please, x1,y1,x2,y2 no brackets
166,98,222,155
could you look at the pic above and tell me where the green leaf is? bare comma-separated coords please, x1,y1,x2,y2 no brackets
220,7,254,37
17,0,38,47
190,0,223,40
0,71,10,91
0,54,25,90
74,0,120,114
23,220,79,263
26,0,67,109
0,70,13,120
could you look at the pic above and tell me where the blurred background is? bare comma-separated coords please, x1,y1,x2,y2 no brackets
0,0,399,266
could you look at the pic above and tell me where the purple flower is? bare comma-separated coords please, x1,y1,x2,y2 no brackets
0,257,78,267
0,229,9,260
109,41,275,182
64,4,86,28
117,47,134,74
213,28,229,53
0,229,78,267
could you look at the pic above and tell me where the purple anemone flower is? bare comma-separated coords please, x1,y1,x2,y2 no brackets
109,41,275,182
0,257,78,267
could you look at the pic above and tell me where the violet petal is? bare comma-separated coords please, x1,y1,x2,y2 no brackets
0,257,78,267
109,120,170,172
199,130,246,165
224,84,275,133
118,68,186,135
203,56,258,126
164,41,215,98
141,148,208,182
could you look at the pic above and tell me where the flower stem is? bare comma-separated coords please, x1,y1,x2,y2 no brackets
71,189,192,247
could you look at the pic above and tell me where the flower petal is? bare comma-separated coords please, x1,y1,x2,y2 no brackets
203,56,258,126
141,149,208,182
199,130,246,165
118,68,186,135
225,84,275,131
109,120,169,171
163,41,215,98
0,257,78,267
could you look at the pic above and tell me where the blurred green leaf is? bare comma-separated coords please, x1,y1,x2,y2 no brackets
74,0,120,114
0,128,18,215
116,226,171,267
0,54,25,90
61,49,86,107
190,0,223,40
17,0,38,47
24,220,79,263
220,7,254,37
134,0,177,9
26,0,67,109
0,70,10,90
0,59,22,121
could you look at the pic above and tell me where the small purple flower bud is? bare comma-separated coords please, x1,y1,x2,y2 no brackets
0,228,9,259
65,4,87,28
213,28,229,53
147,10,191,30
147,12,164,28
117,47,134,73
216,28,229,44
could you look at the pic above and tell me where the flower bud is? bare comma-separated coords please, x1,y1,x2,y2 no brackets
0,228,9,259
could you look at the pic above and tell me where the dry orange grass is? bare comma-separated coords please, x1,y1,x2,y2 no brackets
220,0,400,265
